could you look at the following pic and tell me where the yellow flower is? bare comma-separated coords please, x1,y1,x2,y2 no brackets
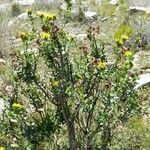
121,34,129,40
115,39,124,46
97,61,107,69
36,11,56,21
19,32,27,40
19,32,33,41
40,32,50,40
46,14,52,20
0,146,5,150
124,51,133,57
36,11,45,18
52,81,59,87
12,103,23,110
26,8,32,15
46,14,56,21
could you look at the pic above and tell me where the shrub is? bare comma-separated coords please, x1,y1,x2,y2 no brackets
0,10,142,149
11,3,21,17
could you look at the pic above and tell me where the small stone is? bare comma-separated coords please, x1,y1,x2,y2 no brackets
75,33,87,41
0,58,6,65
84,11,98,20
10,119,18,123
109,0,119,5
101,17,107,22
0,3,10,12
5,85,13,94
146,7,150,14
17,12,28,20
0,98,5,115
27,48,38,53
134,73,150,89
14,0,35,6
129,6,150,14
133,51,150,70
59,3,67,11
8,20,15,27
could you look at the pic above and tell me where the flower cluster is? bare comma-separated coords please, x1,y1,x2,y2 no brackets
97,61,107,69
40,32,50,40
12,102,23,110
124,51,133,58
52,80,59,87
19,32,28,41
36,11,56,21
0,146,5,150
114,25,133,46
115,34,129,45
27,8,32,15
19,32,33,41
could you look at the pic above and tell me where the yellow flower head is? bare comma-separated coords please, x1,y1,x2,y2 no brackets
46,13,56,21
52,80,59,87
12,103,23,110
0,146,5,150
19,32,33,41
40,32,50,40
36,11,56,21
121,34,129,40
115,39,124,46
19,32,27,40
97,61,107,69
124,51,133,57
36,11,45,18
26,8,32,15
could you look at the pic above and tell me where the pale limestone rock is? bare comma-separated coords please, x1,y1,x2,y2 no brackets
0,58,6,65
109,0,119,5
17,12,28,20
129,6,150,14
14,0,35,6
75,33,87,41
133,51,150,70
135,73,150,89
84,11,98,20
0,98,5,115
0,3,10,12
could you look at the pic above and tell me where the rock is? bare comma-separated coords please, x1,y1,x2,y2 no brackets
59,3,67,11
129,6,150,14
134,73,150,89
143,69,150,74
129,6,146,13
8,13,28,28
95,0,102,5
12,39,22,48
70,9,80,20
128,0,150,8
101,17,107,22
5,85,14,96
44,0,54,3
14,0,35,6
0,98,5,115
109,0,119,5
75,33,87,41
133,51,150,70
0,3,11,12
8,20,15,27
17,12,28,20
38,0,63,5
27,48,38,53
84,11,98,20
71,0,76,4
0,58,6,65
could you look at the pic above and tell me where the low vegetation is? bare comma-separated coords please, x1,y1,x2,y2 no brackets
0,0,150,150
